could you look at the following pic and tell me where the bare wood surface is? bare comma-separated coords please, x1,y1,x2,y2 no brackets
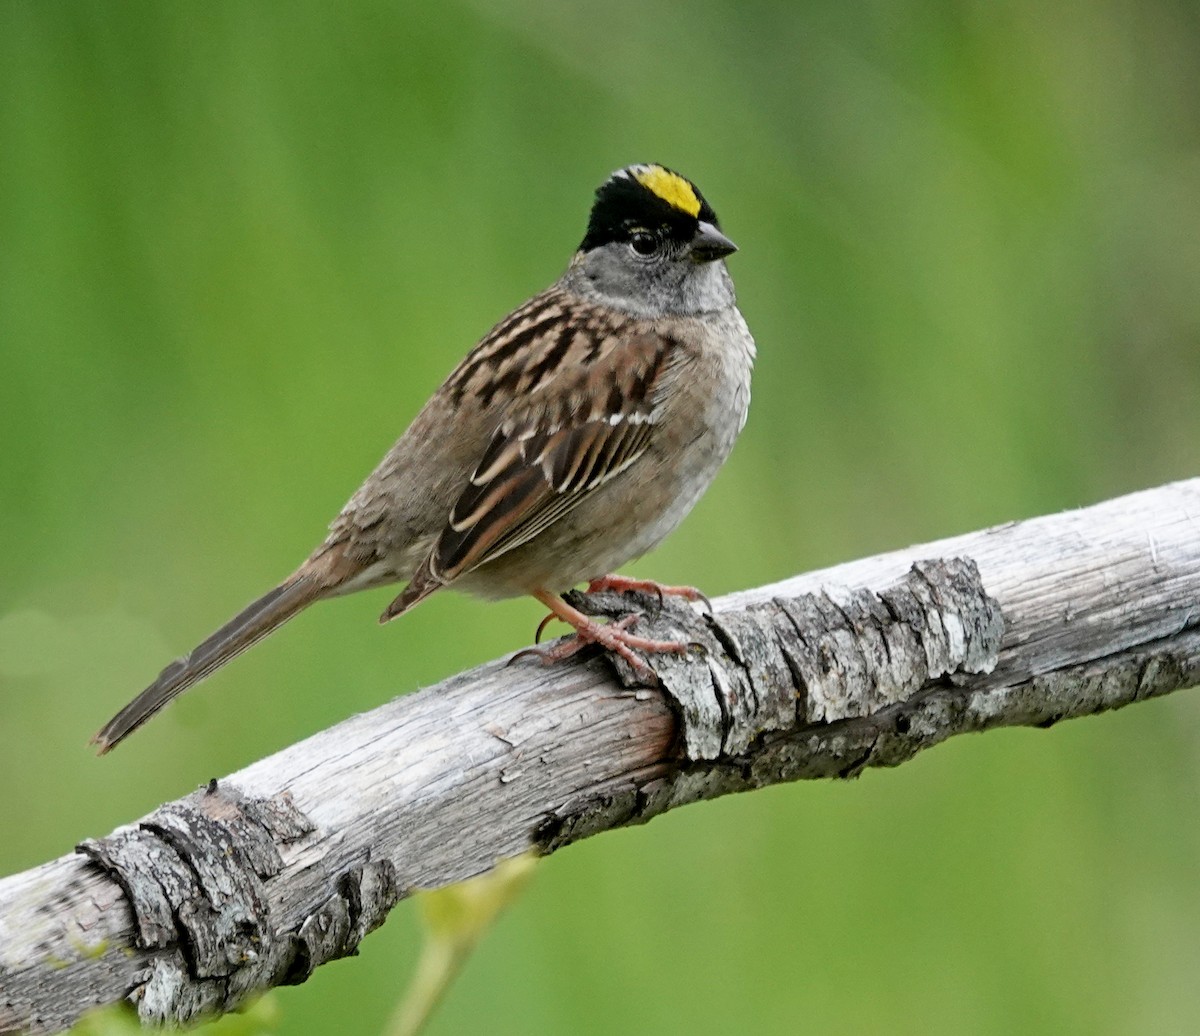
2,478,1198,1033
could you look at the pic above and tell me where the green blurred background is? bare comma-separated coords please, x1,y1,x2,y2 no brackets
3,1,1200,1033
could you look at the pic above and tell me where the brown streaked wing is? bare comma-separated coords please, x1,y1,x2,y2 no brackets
444,288,584,406
427,330,674,583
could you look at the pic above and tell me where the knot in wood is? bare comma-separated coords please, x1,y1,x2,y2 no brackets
570,557,1004,761
75,782,398,1026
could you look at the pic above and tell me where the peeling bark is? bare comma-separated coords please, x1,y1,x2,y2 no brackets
1,478,1198,1033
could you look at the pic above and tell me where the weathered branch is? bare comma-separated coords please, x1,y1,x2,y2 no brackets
2,479,1198,1033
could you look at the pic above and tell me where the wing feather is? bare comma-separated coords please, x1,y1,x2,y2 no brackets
427,325,677,585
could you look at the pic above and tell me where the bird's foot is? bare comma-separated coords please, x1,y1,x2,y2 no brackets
584,574,711,612
531,574,709,643
517,587,688,683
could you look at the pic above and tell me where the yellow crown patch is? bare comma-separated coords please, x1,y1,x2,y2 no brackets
631,165,701,218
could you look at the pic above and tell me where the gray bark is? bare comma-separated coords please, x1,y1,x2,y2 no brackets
2,478,1198,1034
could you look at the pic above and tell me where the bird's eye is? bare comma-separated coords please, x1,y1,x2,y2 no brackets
629,231,658,256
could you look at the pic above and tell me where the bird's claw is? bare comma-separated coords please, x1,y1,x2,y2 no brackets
513,612,687,684
584,575,712,614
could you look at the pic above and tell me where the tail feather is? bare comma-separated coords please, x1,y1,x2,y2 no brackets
92,572,325,754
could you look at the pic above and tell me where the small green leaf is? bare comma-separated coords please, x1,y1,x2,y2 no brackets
385,851,539,1036
67,1003,142,1036
68,993,280,1036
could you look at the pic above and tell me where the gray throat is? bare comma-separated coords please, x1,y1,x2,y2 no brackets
559,251,737,319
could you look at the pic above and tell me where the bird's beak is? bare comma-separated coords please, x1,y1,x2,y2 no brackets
690,221,738,262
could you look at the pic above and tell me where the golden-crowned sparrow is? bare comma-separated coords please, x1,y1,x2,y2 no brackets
94,163,755,753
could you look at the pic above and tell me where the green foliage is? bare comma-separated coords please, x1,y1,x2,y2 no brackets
2,2,1199,1034
386,853,539,1036
70,996,279,1035
67,1004,145,1036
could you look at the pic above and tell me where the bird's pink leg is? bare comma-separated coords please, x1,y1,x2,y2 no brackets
518,587,688,681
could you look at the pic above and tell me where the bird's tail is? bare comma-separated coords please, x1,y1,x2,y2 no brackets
92,570,328,754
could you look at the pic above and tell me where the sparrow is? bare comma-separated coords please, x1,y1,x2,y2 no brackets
94,163,755,753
